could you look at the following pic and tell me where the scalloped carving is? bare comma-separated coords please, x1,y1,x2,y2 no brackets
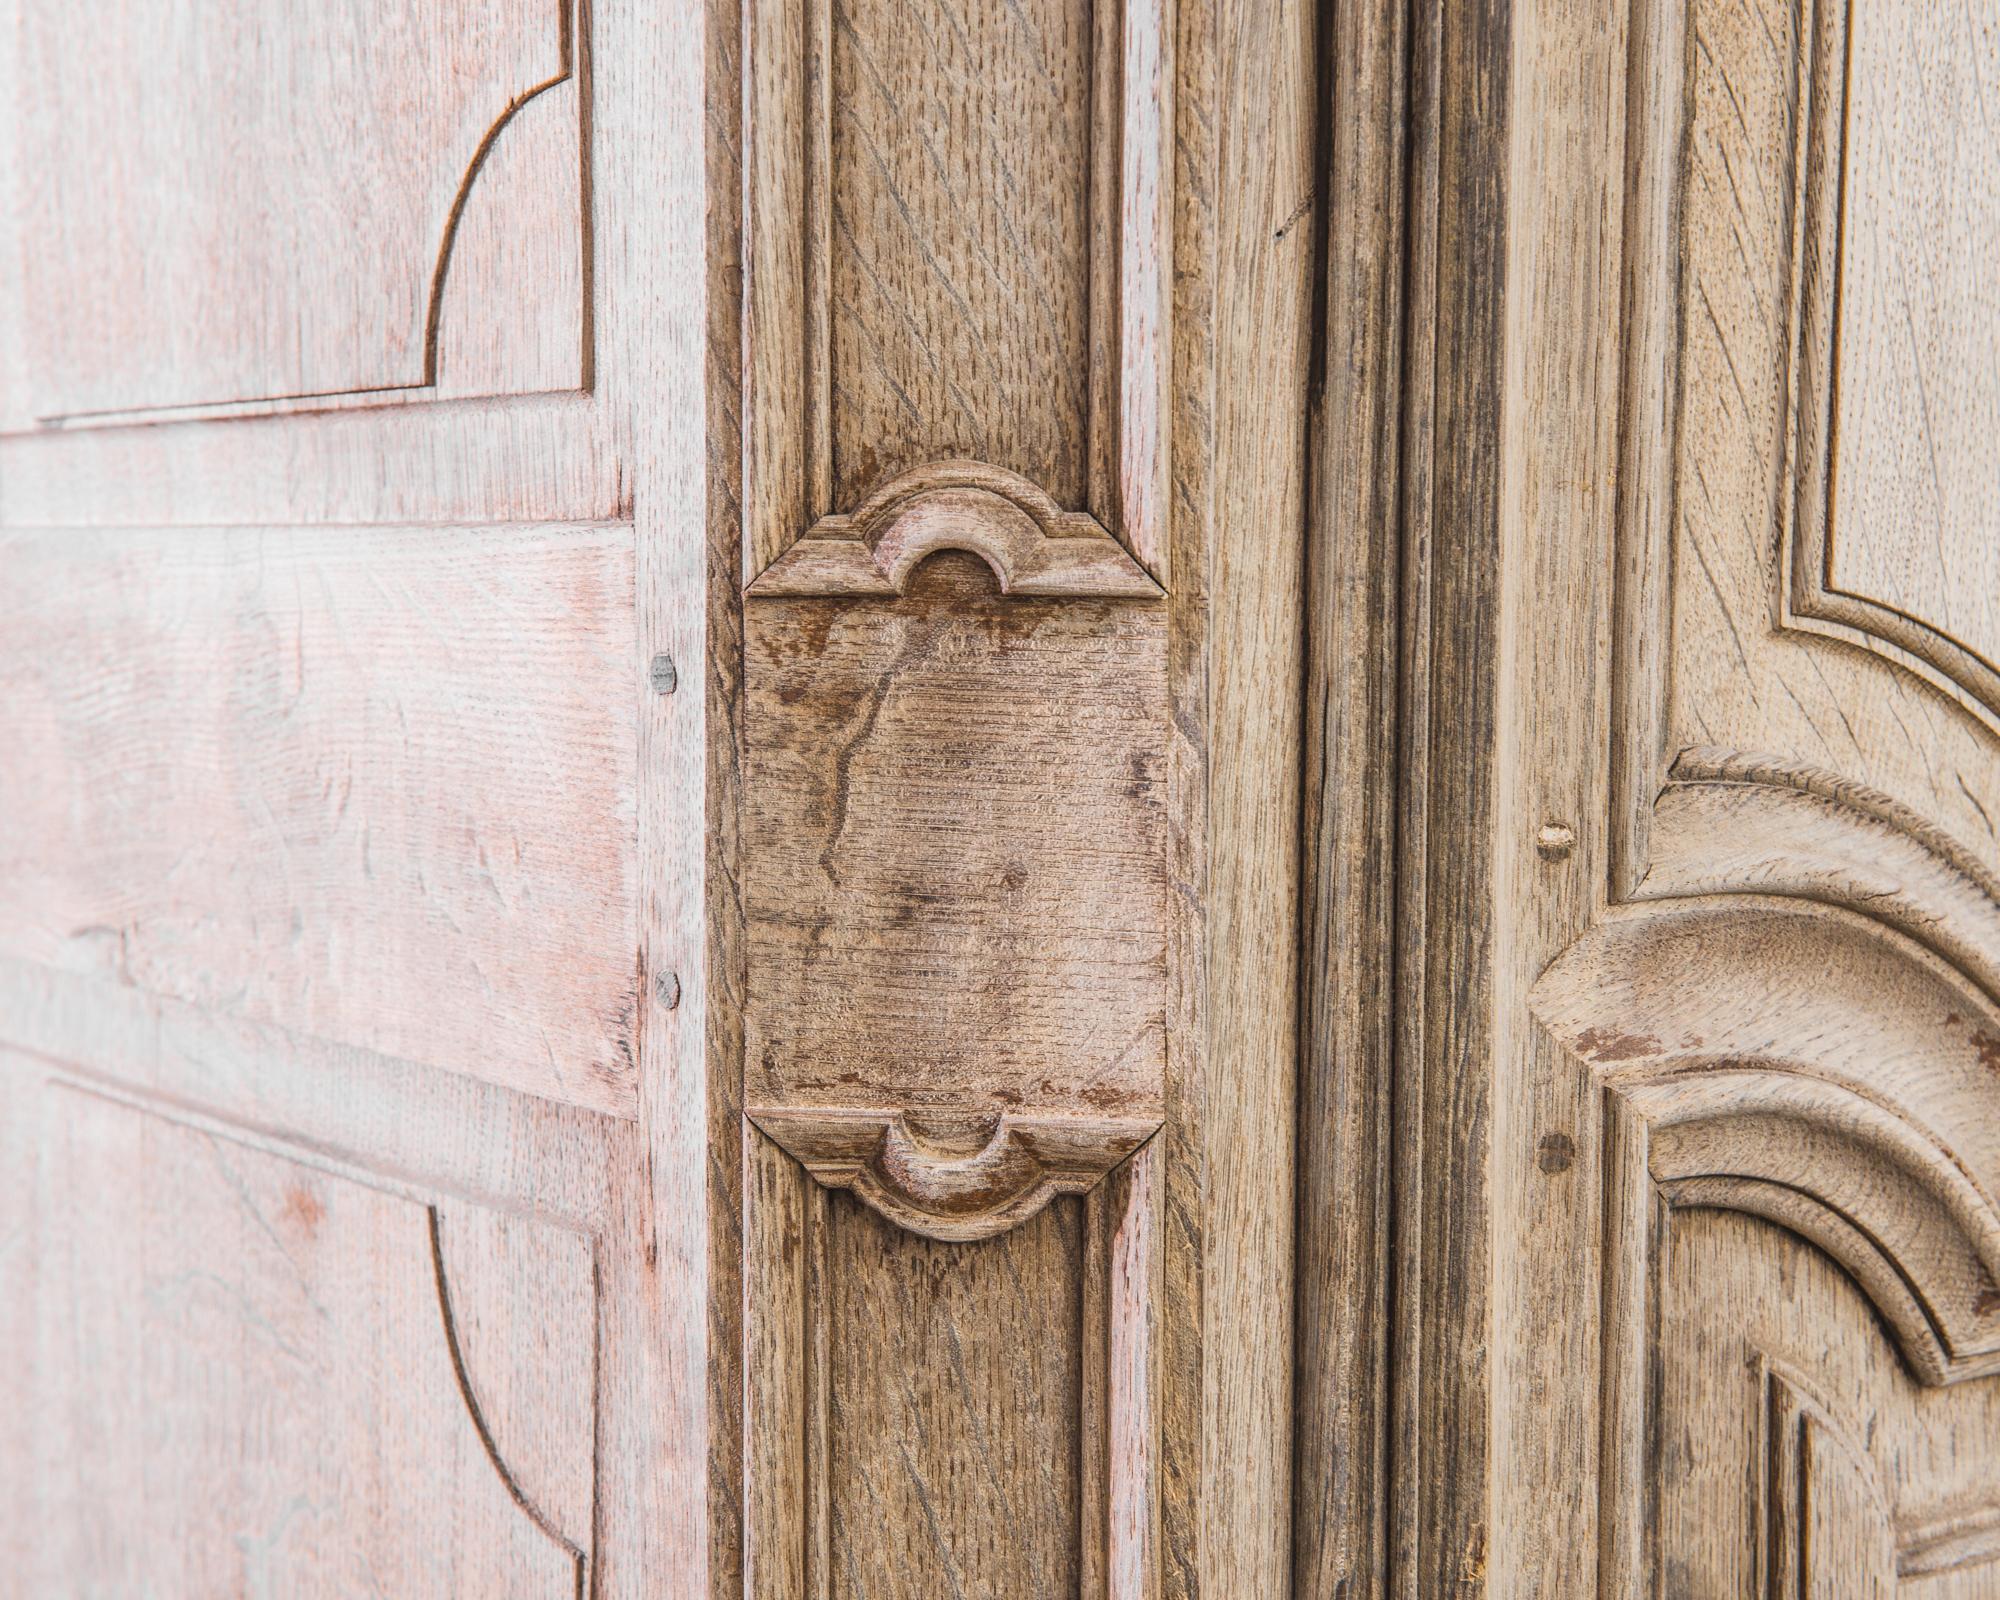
742,539,1169,1243
1535,751,2000,1384
748,462,1163,599
748,1108,1155,1242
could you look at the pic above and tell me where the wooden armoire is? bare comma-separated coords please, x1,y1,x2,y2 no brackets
4,0,1997,1593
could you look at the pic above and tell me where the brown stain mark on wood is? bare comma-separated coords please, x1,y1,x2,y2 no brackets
279,1184,326,1239
1571,1026,1664,1064
742,548,1169,1131
1973,1030,2000,1075
1537,1133,1576,1175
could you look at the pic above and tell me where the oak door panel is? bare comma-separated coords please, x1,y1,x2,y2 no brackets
23,1081,597,1597
12,0,585,427
1507,0,2000,1589
0,522,642,1115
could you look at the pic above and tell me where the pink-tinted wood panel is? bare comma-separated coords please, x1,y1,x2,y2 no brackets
0,522,641,1115
12,0,584,425
25,1084,595,1596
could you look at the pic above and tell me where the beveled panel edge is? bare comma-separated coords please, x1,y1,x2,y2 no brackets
1775,0,2000,736
22,0,588,432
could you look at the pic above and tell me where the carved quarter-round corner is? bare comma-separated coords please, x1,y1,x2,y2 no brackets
1533,749,2000,1382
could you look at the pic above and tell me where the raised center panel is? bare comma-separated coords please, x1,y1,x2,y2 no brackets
744,553,1168,1237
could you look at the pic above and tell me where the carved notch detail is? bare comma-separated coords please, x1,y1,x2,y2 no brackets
748,461,1163,598
748,1108,1156,1241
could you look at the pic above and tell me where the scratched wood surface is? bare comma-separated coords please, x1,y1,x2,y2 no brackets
1820,2,2000,679
743,554,1168,1127
825,1192,1085,1599
730,0,1313,1588
0,0,707,1591
1661,1210,2000,1597
827,0,1093,509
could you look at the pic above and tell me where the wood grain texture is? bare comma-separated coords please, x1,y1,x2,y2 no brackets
1526,748,2000,1590
27,1084,595,1596
1389,0,2000,1586
749,461,1161,598
824,1191,1086,1598
827,0,1092,510
740,1126,1161,1597
1655,0,2000,857
1293,0,1410,1588
1781,0,2000,723
13,0,585,426
0,0,713,1592
1657,1211,2000,1597
741,0,1171,581
1764,1365,1899,1599
747,1107,1154,1242
742,553,1169,1218
0,0,1320,1588
0,523,641,1115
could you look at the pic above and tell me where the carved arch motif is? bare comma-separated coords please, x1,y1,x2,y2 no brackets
1535,750,2000,1589
1537,749,2000,1388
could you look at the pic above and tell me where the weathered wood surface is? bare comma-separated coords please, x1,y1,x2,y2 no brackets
1387,0,2000,1591
743,556,1169,1138
730,0,1312,1586
0,522,642,1115
1790,0,2000,714
740,0,1172,583
11,0,584,426
24,1081,595,1597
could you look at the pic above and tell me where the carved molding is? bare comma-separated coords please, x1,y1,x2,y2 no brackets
1639,747,2000,1000
747,461,1163,599
748,1107,1156,1242
1762,1364,1898,1596
45,1083,597,1593
1539,755,2000,1384
1535,750,2000,1588
1776,0,2000,731
740,0,1170,587
427,1209,591,1576
1760,1364,2000,1589
742,1125,1162,1591
1901,1503,2000,1580
741,531,1170,1245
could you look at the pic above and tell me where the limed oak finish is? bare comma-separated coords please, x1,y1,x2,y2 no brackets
1,0,1307,1594
7,0,2000,1594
